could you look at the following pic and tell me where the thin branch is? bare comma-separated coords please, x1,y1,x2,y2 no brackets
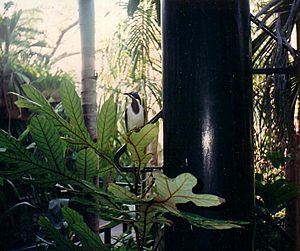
50,20,79,58
52,51,80,63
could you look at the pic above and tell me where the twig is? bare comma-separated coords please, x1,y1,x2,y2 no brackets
50,20,79,58
52,51,80,63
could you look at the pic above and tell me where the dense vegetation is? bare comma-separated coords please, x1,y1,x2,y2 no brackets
0,0,300,250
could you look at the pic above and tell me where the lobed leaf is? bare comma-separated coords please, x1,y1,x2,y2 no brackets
153,172,224,214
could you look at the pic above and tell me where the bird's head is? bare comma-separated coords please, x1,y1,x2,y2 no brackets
124,92,142,104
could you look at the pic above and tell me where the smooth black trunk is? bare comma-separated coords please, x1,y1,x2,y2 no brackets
162,1,254,250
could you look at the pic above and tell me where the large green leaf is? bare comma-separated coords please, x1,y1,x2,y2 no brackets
39,217,77,250
127,123,158,167
14,84,94,147
59,81,90,142
181,212,246,230
0,129,79,184
97,159,115,176
29,115,66,172
153,172,224,214
108,183,139,202
14,84,70,133
15,84,52,112
97,97,117,151
62,207,108,251
0,130,47,178
75,148,97,182
108,183,153,204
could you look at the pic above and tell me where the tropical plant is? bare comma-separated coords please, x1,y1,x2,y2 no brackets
0,3,45,134
0,83,244,250
0,2,77,135
251,0,300,247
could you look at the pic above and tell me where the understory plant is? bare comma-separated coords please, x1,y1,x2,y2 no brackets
0,83,244,250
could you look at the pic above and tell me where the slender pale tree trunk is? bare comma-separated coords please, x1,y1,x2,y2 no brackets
78,0,99,233
79,0,97,140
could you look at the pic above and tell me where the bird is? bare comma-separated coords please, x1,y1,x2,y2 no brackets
124,92,145,132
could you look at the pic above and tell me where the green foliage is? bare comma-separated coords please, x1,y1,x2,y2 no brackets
108,172,225,217
0,129,48,179
266,151,286,169
126,124,158,168
15,84,95,147
59,81,91,143
39,208,109,251
96,97,118,176
75,148,97,182
0,83,114,185
107,171,241,249
0,178,37,250
0,82,243,250
0,4,55,113
97,97,117,152
256,173,298,214
62,207,108,251
181,212,246,230
30,115,66,172
39,217,77,250
127,0,160,24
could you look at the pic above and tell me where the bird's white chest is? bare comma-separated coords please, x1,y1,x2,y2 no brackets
126,103,144,131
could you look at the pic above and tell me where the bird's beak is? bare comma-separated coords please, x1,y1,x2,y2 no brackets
123,93,131,98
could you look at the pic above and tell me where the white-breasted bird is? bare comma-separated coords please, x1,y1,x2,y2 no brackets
124,92,145,132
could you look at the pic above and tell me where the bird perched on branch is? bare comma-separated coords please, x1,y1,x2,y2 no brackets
124,92,145,132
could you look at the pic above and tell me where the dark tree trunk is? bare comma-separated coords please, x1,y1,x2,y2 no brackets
162,1,254,250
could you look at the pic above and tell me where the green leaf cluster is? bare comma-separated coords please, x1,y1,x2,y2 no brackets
0,82,117,185
256,173,299,214
0,81,244,250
